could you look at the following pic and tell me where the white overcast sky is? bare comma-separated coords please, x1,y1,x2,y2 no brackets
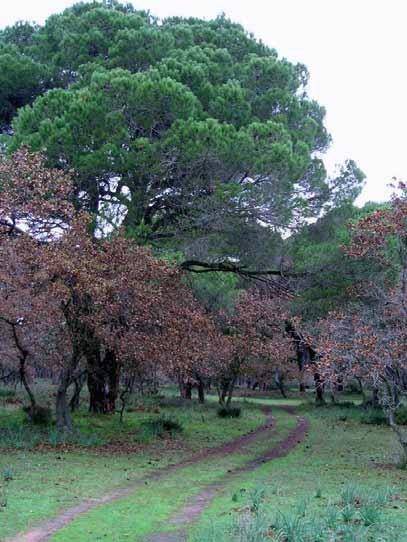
2,0,406,204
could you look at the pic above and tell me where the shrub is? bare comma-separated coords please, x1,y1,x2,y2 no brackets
395,405,407,425
217,406,241,418
360,408,387,425
140,415,183,440
23,405,52,425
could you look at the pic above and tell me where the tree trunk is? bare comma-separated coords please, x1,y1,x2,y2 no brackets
56,370,73,432
106,350,120,412
355,377,366,402
87,346,119,414
388,411,407,466
218,380,229,405
275,370,287,399
70,371,87,412
197,378,205,404
184,383,192,400
179,381,192,400
20,359,36,409
372,387,380,408
226,377,237,406
314,372,325,404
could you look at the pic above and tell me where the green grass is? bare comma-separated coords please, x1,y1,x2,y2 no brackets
0,385,266,540
190,402,407,541
49,409,296,541
2,385,407,542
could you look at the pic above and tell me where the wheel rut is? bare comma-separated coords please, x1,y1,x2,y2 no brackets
146,410,309,542
7,406,278,542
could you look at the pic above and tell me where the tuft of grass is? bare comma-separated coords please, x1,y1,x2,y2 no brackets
2,466,14,482
294,497,309,518
341,503,356,523
340,483,359,506
360,504,381,526
314,485,322,499
324,505,339,529
234,510,270,542
273,510,306,542
248,485,266,513
0,487,8,509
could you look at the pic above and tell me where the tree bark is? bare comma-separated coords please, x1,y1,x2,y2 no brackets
56,369,73,432
226,376,237,406
87,344,119,414
70,370,87,412
314,372,325,404
372,387,380,408
197,378,205,404
275,370,287,398
388,410,407,466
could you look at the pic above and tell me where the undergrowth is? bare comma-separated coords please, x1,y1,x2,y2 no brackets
193,483,401,542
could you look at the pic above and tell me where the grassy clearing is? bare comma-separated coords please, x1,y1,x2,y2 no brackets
49,409,296,541
0,384,265,540
3,385,407,542
191,401,407,541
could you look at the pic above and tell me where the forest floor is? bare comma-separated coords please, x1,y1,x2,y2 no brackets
1,386,407,541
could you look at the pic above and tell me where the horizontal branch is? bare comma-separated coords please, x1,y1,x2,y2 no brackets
179,259,304,278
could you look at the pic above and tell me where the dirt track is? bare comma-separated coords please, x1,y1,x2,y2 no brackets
147,412,309,542
7,406,308,542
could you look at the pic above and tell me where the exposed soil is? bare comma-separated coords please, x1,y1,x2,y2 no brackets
147,412,309,542
7,407,308,542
